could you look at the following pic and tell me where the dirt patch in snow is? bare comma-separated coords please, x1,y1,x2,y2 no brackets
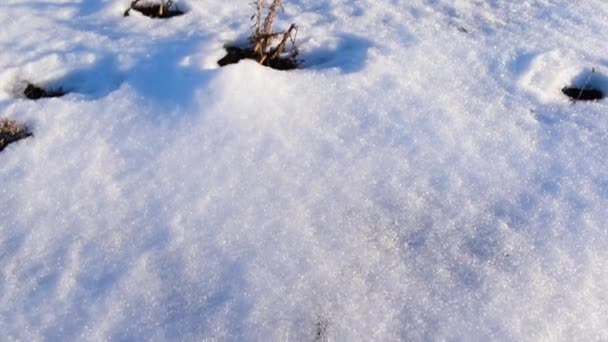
124,1,185,19
0,118,32,152
218,46,299,71
23,83,67,100
561,87,604,101
562,68,607,102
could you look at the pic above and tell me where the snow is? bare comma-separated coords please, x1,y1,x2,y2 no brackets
1,0,608,340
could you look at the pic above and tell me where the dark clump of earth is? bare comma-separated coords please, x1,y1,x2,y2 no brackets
561,86,604,101
124,3,184,19
23,83,67,100
218,46,299,71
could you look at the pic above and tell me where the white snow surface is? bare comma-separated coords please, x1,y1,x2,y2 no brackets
1,0,608,340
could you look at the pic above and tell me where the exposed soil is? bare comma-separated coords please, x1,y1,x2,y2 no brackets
124,2,185,19
562,86,604,101
0,118,32,152
23,83,67,100
218,46,299,71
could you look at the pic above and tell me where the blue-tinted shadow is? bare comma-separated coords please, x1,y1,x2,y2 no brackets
301,34,371,74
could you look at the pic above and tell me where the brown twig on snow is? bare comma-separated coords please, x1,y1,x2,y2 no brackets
237,0,299,69
252,0,264,37
159,0,174,16
261,0,282,48
269,24,297,61
249,0,299,66
251,0,284,58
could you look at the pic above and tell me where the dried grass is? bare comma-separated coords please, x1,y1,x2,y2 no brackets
249,0,299,68
0,118,32,152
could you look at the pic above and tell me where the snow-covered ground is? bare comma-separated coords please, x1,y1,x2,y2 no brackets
1,0,608,340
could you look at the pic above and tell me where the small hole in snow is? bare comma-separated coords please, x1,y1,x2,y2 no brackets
217,46,299,71
561,87,604,101
23,83,67,100
562,68,607,101
124,1,185,19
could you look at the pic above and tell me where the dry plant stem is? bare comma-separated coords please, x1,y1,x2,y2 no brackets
253,32,282,61
159,0,173,16
251,0,282,60
253,0,263,36
261,0,282,50
252,36,265,61
258,54,268,65
262,0,281,34
245,0,298,67
577,67,595,101
270,24,296,60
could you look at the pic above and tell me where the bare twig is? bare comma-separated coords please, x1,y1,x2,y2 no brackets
289,25,299,56
270,24,297,61
262,0,281,35
260,0,281,51
161,0,174,16
577,67,595,101
252,0,264,37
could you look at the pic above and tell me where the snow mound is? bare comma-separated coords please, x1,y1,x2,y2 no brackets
1,0,608,340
